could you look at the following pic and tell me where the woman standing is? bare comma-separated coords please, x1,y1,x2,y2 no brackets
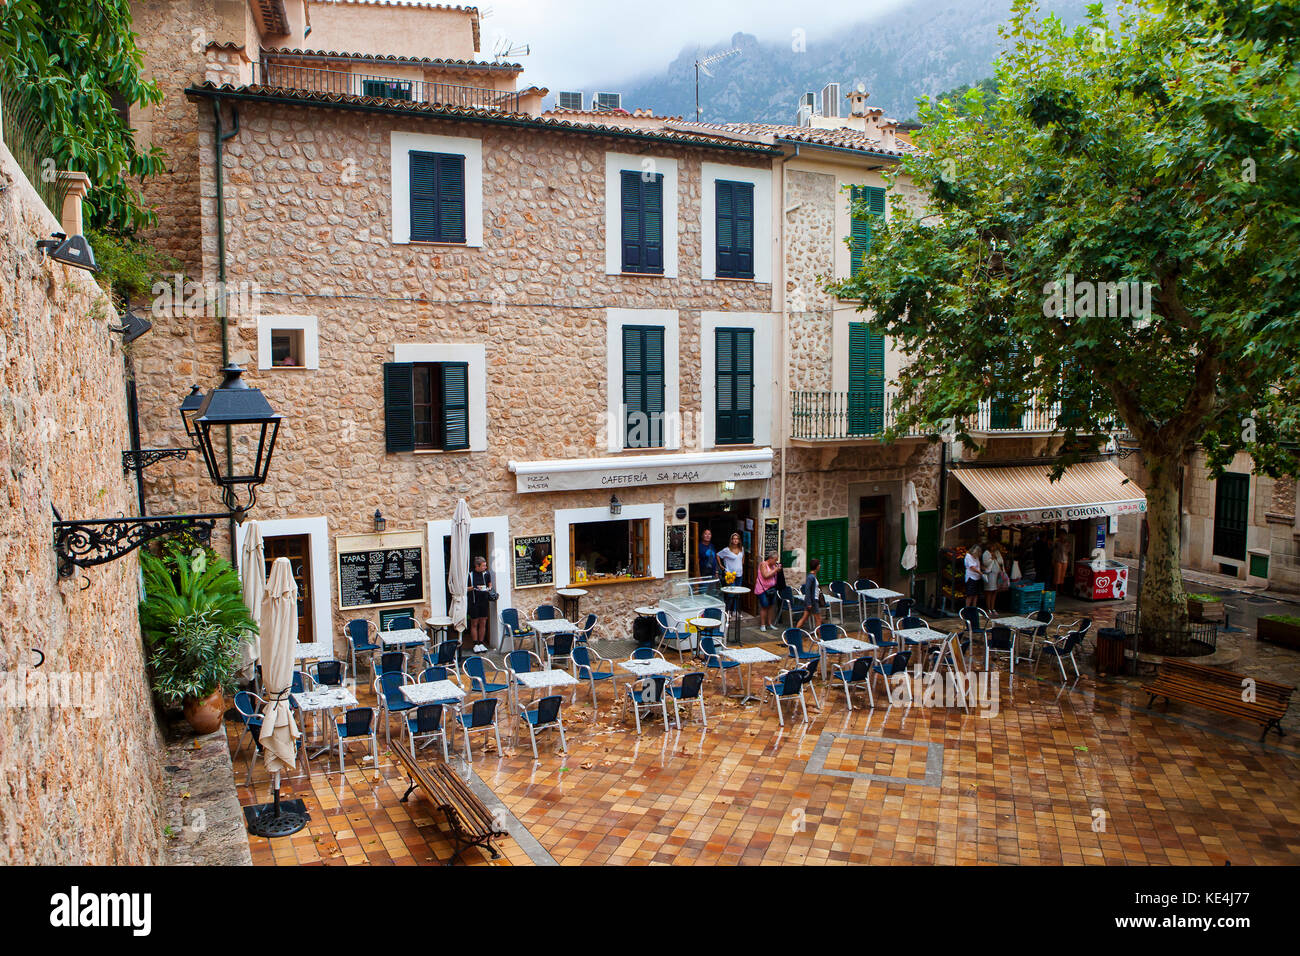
467,555,493,653
963,544,983,609
754,552,780,631
981,542,1005,612
718,532,745,584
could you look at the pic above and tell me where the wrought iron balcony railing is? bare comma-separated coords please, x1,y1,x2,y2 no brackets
250,62,525,114
790,390,1073,441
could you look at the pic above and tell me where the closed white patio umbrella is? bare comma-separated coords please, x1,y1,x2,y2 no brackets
247,557,307,837
902,480,920,597
448,498,471,645
238,520,264,680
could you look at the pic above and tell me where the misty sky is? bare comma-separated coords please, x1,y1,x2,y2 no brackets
474,0,911,91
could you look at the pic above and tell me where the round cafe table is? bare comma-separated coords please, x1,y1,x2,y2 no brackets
720,585,750,645
425,615,453,646
556,587,588,621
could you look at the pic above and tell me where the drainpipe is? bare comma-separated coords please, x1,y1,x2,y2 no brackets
212,99,240,564
778,146,798,545
936,439,948,612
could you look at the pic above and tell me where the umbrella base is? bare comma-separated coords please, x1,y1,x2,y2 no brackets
244,798,309,838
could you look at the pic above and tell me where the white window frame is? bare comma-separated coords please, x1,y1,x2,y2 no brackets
700,163,773,282
390,131,484,246
604,152,679,278
554,503,665,588
700,311,775,449
235,516,332,660
393,343,488,453
257,314,319,370
605,309,680,453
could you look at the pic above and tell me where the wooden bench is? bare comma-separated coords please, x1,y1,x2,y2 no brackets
390,741,508,864
1143,660,1294,741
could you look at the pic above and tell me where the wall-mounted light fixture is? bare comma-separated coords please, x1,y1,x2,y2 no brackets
609,494,622,516
36,231,98,273
373,509,386,533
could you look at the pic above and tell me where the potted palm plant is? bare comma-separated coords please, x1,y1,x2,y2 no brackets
148,611,242,733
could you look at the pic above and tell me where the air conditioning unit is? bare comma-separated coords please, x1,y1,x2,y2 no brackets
556,90,583,111
593,91,622,112
796,103,814,127
821,82,841,119
800,91,818,115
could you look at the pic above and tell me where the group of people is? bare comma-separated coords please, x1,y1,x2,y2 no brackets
699,528,825,633
962,532,1073,610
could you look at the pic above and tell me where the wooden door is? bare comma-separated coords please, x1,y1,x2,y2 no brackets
857,496,888,585
264,534,313,644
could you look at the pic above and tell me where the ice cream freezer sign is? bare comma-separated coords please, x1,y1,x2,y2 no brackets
516,457,772,493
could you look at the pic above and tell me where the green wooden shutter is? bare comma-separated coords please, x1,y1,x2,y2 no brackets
989,344,1022,429
901,510,939,575
642,174,664,273
716,180,754,279
806,518,848,583
847,324,885,434
623,326,665,447
621,170,643,272
716,181,735,277
410,151,464,243
436,154,465,243
621,172,664,274
849,185,885,275
441,361,470,451
1213,473,1249,560
383,362,416,453
715,328,754,445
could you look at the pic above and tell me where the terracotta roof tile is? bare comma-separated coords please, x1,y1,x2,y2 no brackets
261,47,520,72
668,120,916,157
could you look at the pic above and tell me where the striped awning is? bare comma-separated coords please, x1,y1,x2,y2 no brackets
951,460,1146,527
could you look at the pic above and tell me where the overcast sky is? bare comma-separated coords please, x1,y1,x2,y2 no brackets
474,0,911,91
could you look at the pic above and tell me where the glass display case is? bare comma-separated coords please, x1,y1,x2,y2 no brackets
656,577,724,651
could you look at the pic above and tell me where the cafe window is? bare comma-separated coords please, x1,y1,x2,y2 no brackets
714,180,754,279
569,518,651,585
715,327,754,445
620,170,664,275
409,150,466,244
383,361,469,453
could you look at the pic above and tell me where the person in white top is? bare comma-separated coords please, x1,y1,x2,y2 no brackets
963,545,983,608
718,532,745,582
981,542,1006,611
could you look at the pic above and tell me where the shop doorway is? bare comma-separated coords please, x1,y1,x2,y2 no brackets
264,534,313,645
689,499,757,588
1213,472,1249,561
857,496,888,585
441,532,492,614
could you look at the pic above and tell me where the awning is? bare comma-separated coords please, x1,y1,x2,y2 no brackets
951,460,1146,528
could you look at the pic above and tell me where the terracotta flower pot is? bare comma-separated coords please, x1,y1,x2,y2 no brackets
183,688,225,735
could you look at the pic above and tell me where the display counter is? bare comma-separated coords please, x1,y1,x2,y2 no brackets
1073,560,1130,601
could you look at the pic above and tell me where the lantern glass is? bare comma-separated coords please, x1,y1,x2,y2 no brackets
178,385,205,444
193,364,282,513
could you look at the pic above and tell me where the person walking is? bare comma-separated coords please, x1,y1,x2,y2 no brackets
755,552,780,631
467,555,493,652
796,558,823,631
963,544,983,609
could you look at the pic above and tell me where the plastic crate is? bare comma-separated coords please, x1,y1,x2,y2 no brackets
1040,590,1056,612
1010,586,1043,614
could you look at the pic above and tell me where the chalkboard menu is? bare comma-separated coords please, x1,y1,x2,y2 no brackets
763,518,782,561
513,534,554,590
665,524,687,573
338,546,425,609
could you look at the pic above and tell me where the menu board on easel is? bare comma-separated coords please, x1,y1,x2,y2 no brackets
763,518,782,560
513,534,554,589
665,524,687,573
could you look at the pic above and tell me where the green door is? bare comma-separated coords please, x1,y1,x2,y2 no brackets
900,509,939,575
806,518,849,584
1213,472,1249,560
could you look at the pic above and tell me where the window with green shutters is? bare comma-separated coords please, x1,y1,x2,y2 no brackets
410,150,465,243
623,326,665,448
849,185,885,275
988,345,1023,429
715,180,754,279
715,328,754,445
805,518,849,583
1213,472,1249,560
847,323,885,435
621,170,664,274
383,361,470,452
362,78,413,100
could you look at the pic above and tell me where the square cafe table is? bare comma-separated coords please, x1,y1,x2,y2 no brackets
719,646,780,704
618,658,682,679
856,587,903,620
993,615,1046,666
401,680,466,707
512,668,579,710
379,627,429,649
291,685,359,769
892,626,949,674
817,637,879,680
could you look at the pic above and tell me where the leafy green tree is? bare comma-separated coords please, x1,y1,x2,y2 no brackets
0,0,164,232
835,0,1300,639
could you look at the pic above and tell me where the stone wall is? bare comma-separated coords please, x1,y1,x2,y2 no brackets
130,98,776,642
0,143,165,863
784,168,836,392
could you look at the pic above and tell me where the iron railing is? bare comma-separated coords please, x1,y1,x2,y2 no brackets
0,80,66,217
251,62,525,114
1115,609,1218,657
790,389,1082,441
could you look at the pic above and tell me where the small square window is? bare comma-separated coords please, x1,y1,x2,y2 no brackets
270,329,305,368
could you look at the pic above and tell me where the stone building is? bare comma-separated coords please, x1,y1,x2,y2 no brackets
125,0,1096,657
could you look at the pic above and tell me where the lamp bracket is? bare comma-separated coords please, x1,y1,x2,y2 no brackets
51,508,230,579
121,447,191,476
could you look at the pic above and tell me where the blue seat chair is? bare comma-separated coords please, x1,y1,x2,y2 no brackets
829,580,854,624
623,676,671,734
406,703,450,761
309,659,346,687
344,619,379,683
545,631,576,671
417,666,462,702
533,604,560,621
667,672,707,729
575,613,598,644
832,656,875,710
888,598,916,627
959,606,992,661
572,644,617,710
699,634,740,696
373,671,417,745
872,649,914,703
518,694,567,759
336,706,378,772
782,628,820,669
779,586,805,628
375,650,408,680
457,697,503,762
504,649,544,710
462,656,510,701
426,640,459,669
631,645,667,662
1036,625,1086,680
985,625,1016,672
815,622,852,679
385,615,417,631
861,616,898,651
762,669,809,725
500,608,534,653
232,690,266,785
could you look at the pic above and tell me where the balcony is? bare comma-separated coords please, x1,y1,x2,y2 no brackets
790,390,1071,442
250,61,525,114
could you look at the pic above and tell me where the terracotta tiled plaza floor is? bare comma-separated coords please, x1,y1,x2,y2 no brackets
233,619,1300,866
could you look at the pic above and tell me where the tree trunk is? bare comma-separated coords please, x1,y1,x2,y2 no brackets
1139,451,1189,647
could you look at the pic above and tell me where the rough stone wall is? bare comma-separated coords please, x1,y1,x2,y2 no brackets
784,168,836,392
131,100,775,641
0,143,165,864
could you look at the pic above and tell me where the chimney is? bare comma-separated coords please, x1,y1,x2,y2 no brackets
57,171,92,236
847,83,869,117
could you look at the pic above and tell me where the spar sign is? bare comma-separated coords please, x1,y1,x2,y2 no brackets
987,499,1146,527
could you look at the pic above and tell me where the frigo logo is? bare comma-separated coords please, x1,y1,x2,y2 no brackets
49,887,151,936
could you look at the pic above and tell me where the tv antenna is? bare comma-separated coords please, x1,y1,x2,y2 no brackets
694,47,741,121
493,36,530,60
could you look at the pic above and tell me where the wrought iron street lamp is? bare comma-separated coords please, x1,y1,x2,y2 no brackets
178,384,205,445
192,364,282,517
